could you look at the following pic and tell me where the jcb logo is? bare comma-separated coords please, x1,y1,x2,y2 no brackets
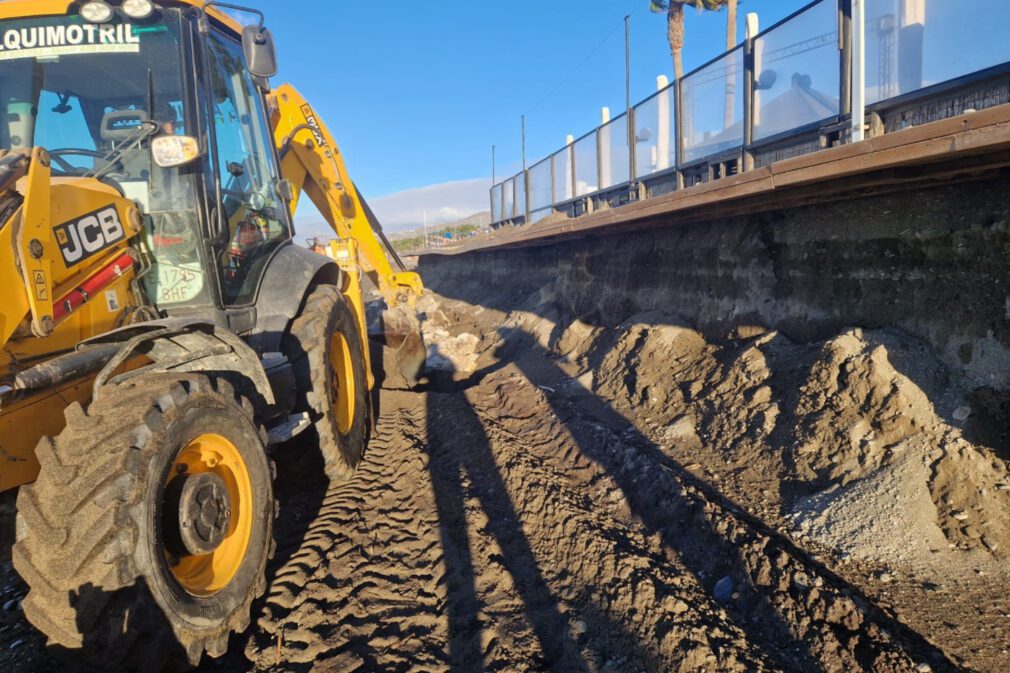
54,206,125,266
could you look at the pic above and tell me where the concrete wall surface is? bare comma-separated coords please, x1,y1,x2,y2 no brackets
420,174,1010,391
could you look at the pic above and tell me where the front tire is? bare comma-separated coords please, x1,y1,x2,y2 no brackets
13,375,273,671
283,285,369,480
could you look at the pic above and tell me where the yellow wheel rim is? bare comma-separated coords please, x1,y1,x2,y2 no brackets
330,332,355,435
165,433,253,597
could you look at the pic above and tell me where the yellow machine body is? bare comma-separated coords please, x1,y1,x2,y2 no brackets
0,156,143,492
0,1,424,494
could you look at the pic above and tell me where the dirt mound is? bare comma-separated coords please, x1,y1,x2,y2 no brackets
547,313,1010,562
418,289,1010,670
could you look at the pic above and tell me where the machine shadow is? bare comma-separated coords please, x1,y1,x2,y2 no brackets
71,579,189,672
423,350,584,672
494,325,965,673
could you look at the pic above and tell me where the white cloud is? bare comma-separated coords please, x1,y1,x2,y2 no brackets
295,177,491,238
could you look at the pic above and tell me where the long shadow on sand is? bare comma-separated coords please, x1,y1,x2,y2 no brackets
423,351,585,672
489,325,965,673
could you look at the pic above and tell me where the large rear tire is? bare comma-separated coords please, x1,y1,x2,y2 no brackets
283,284,369,480
13,375,273,671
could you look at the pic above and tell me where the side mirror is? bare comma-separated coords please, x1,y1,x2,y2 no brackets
242,25,278,79
152,135,201,168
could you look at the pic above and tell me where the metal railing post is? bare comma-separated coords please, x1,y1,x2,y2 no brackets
850,0,866,141
550,154,556,211
674,76,685,190
567,135,576,204
629,105,637,185
743,13,758,171
524,169,530,223
591,127,601,214
839,0,852,119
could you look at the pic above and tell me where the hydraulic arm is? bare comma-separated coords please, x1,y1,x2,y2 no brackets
269,84,422,306
269,84,427,387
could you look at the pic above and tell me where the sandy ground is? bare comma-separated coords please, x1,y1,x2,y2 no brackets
2,289,1008,671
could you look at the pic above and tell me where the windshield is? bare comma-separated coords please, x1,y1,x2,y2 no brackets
0,10,210,307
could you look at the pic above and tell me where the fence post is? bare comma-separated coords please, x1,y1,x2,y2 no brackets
566,134,575,204
674,76,685,190
743,13,758,171
851,0,866,142
550,154,556,212
522,115,529,223
839,0,852,119
589,125,597,194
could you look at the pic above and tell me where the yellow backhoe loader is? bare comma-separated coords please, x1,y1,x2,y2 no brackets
0,1,425,669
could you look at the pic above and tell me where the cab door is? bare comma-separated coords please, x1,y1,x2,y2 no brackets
202,27,291,307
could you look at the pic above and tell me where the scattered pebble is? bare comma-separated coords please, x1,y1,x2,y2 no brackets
952,406,972,422
951,511,969,521
713,576,734,603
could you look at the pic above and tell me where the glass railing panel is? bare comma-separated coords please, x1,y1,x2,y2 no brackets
529,158,552,211
600,114,630,188
490,183,503,223
573,133,599,197
866,0,1010,105
634,87,676,177
682,46,745,163
753,0,840,141
503,177,514,219
554,147,573,202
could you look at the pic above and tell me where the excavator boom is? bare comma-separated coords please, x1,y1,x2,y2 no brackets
270,84,423,306
269,84,427,387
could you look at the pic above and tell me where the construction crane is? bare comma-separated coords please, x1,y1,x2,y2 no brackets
0,1,425,669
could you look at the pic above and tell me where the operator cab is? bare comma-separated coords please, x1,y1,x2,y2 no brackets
0,2,290,312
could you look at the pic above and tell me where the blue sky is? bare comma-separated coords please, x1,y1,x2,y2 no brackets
264,0,807,230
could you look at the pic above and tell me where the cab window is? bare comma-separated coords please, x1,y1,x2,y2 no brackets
0,11,208,308
205,30,289,306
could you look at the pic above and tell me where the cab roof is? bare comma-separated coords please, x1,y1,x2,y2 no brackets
0,1,244,37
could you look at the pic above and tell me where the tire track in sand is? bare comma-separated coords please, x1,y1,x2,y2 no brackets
246,397,446,672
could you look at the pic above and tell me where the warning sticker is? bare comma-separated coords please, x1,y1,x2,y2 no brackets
105,290,120,313
0,23,140,62
32,270,47,301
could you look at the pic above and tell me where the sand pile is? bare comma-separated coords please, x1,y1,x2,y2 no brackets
419,287,1010,565
539,306,1010,565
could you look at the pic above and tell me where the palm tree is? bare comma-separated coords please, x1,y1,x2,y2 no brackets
650,0,733,80
652,0,739,135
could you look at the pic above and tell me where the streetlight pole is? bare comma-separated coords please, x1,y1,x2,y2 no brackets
625,15,631,113
521,114,529,222
626,14,637,196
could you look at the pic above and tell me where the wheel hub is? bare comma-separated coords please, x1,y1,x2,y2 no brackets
170,472,232,556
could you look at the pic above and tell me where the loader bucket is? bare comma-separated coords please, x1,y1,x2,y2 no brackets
369,304,427,389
